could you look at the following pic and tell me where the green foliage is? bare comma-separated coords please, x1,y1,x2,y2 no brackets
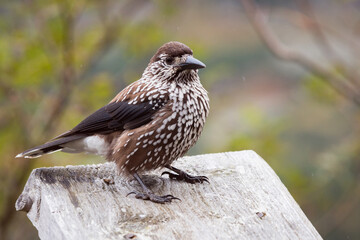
304,74,339,104
13,43,54,88
0,37,11,70
72,73,114,116
227,106,285,162
122,23,164,57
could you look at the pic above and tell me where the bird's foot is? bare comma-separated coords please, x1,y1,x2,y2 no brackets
162,171,209,184
127,191,180,204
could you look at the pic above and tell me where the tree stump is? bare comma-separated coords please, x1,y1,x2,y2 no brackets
16,150,322,240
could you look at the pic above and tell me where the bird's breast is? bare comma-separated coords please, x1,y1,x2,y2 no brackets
110,81,209,175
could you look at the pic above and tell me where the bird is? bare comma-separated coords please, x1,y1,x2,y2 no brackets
16,41,210,203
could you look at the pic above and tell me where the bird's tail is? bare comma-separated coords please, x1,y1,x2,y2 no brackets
16,135,84,159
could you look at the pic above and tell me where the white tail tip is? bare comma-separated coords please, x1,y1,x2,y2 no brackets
15,153,24,158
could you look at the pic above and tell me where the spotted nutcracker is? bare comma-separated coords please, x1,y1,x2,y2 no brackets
16,41,210,203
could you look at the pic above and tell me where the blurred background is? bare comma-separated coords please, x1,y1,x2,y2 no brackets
1,0,359,239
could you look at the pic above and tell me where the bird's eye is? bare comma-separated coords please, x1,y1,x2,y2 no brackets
165,57,175,65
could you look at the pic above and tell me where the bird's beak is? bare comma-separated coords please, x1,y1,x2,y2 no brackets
178,56,206,70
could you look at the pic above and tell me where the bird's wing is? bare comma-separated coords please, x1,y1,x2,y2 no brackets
55,100,164,139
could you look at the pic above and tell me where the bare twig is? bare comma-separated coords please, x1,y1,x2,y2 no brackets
296,0,360,89
296,0,337,62
42,2,76,133
241,0,360,106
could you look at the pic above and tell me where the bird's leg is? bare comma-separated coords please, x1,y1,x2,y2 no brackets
127,173,180,204
161,165,209,184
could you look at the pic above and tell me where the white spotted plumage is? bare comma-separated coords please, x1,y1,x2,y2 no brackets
110,61,209,174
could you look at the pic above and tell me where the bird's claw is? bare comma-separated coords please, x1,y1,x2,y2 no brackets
161,171,209,184
127,191,180,204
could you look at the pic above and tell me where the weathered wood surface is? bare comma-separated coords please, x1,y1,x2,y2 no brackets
16,150,322,240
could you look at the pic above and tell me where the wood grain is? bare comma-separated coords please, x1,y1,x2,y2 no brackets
16,150,322,240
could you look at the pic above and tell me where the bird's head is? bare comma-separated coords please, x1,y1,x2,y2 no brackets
145,41,206,82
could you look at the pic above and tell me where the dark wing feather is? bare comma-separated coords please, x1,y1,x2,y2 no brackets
56,101,160,138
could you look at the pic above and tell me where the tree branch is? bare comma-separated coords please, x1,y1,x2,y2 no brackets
0,2,77,237
241,0,360,106
296,0,360,90
42,2,76,133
